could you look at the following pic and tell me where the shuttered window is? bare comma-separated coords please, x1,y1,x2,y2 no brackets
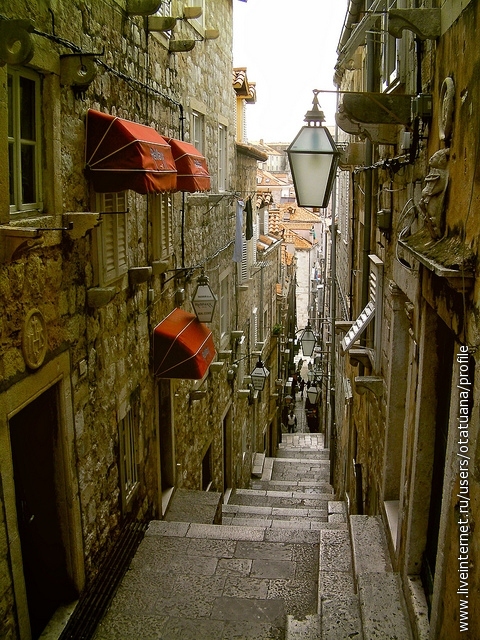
341,255,383,371
97,192,128,284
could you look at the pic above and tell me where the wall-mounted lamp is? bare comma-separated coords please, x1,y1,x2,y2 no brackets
191,273,217,323
251,358,269,391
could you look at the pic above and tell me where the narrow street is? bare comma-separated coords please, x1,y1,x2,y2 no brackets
90,421,412,640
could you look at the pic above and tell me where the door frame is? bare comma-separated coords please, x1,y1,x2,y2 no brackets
0,351,84,639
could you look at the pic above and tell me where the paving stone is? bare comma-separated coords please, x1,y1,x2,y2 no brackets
358,572,412,639
320,530,353,573
223,576,270,599
92,432,411,640
145,520,189,537
216,557,253,576
320,570,356,598
350,515,392,575
251,558,296,580
187,523,266,541
210,596,285,625
321,593,363,640
286,614,321,639
235,540,294,561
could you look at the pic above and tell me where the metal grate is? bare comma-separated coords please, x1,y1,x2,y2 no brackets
59,520,148,640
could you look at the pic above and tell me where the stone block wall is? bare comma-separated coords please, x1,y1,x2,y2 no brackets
0,1,287,637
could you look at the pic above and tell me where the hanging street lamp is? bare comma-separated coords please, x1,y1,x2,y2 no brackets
307,381,321,404
287,89,340,209
300,322,316,357
191,273,217,323
251,358,270,391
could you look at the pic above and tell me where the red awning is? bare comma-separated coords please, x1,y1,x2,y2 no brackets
153,308,216,379
85,109,177,194
167,138,211,193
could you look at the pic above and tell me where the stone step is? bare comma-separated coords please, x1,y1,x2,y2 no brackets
319,526,363,639
271,469,331,485
277,448,330,460
350,515,412,639
222,503,328,528
94,520,322,640
228,488,335,510
252,451,265,477
251,479,334,494
350,514,392,575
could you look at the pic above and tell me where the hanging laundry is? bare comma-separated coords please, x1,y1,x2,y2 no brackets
245,197,253,241
233,200,244,263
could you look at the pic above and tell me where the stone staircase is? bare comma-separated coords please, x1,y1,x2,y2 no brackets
92,433,413,640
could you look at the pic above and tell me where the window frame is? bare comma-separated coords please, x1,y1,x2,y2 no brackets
184,0,205,33
191,110,205,154
150,192,173,261
7,66,43,216
118,400,140,512
219,270,230,344
381,0,406,92
218,123,228,192
96,192,128,286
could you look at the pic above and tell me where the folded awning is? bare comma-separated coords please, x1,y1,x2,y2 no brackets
167,138,211,193
85,109,177,194
153,308,216,379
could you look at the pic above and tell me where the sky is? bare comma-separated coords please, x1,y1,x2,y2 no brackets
233,0,349,144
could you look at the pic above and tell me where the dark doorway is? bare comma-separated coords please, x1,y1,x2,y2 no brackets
223,410,232,494
9,385,76,638
158,380,175,499
421,317,454,615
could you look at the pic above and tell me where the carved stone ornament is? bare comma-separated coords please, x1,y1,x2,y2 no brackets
439,77,455,143
22,308,48,370
417,148,450,240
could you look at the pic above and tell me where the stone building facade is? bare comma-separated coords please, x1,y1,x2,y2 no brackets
0,1,284,638
330,1,480,638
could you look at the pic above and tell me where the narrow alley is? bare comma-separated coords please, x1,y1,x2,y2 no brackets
84,412,413,640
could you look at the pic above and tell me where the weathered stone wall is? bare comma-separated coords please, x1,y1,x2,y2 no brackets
0,0,285,636
333,1,480,637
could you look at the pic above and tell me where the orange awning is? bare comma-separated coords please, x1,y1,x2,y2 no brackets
85,109,177,194
153,308,216,379
167,138,211,193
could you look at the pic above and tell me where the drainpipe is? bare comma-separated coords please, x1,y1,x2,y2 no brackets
329,216,337,485
361,3,375,313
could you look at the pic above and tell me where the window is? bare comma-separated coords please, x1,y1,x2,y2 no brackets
238,233,248,284
219,273,230,342
338,170,350,244
8,67,42,215
381,0,406,91
218,123,227,192
191,110,205,154
185,0,205,32
156,0,171,16
151,193,173,260
251,308,258,350
119,402,139,511
96,192,128,285
340,255,383,371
